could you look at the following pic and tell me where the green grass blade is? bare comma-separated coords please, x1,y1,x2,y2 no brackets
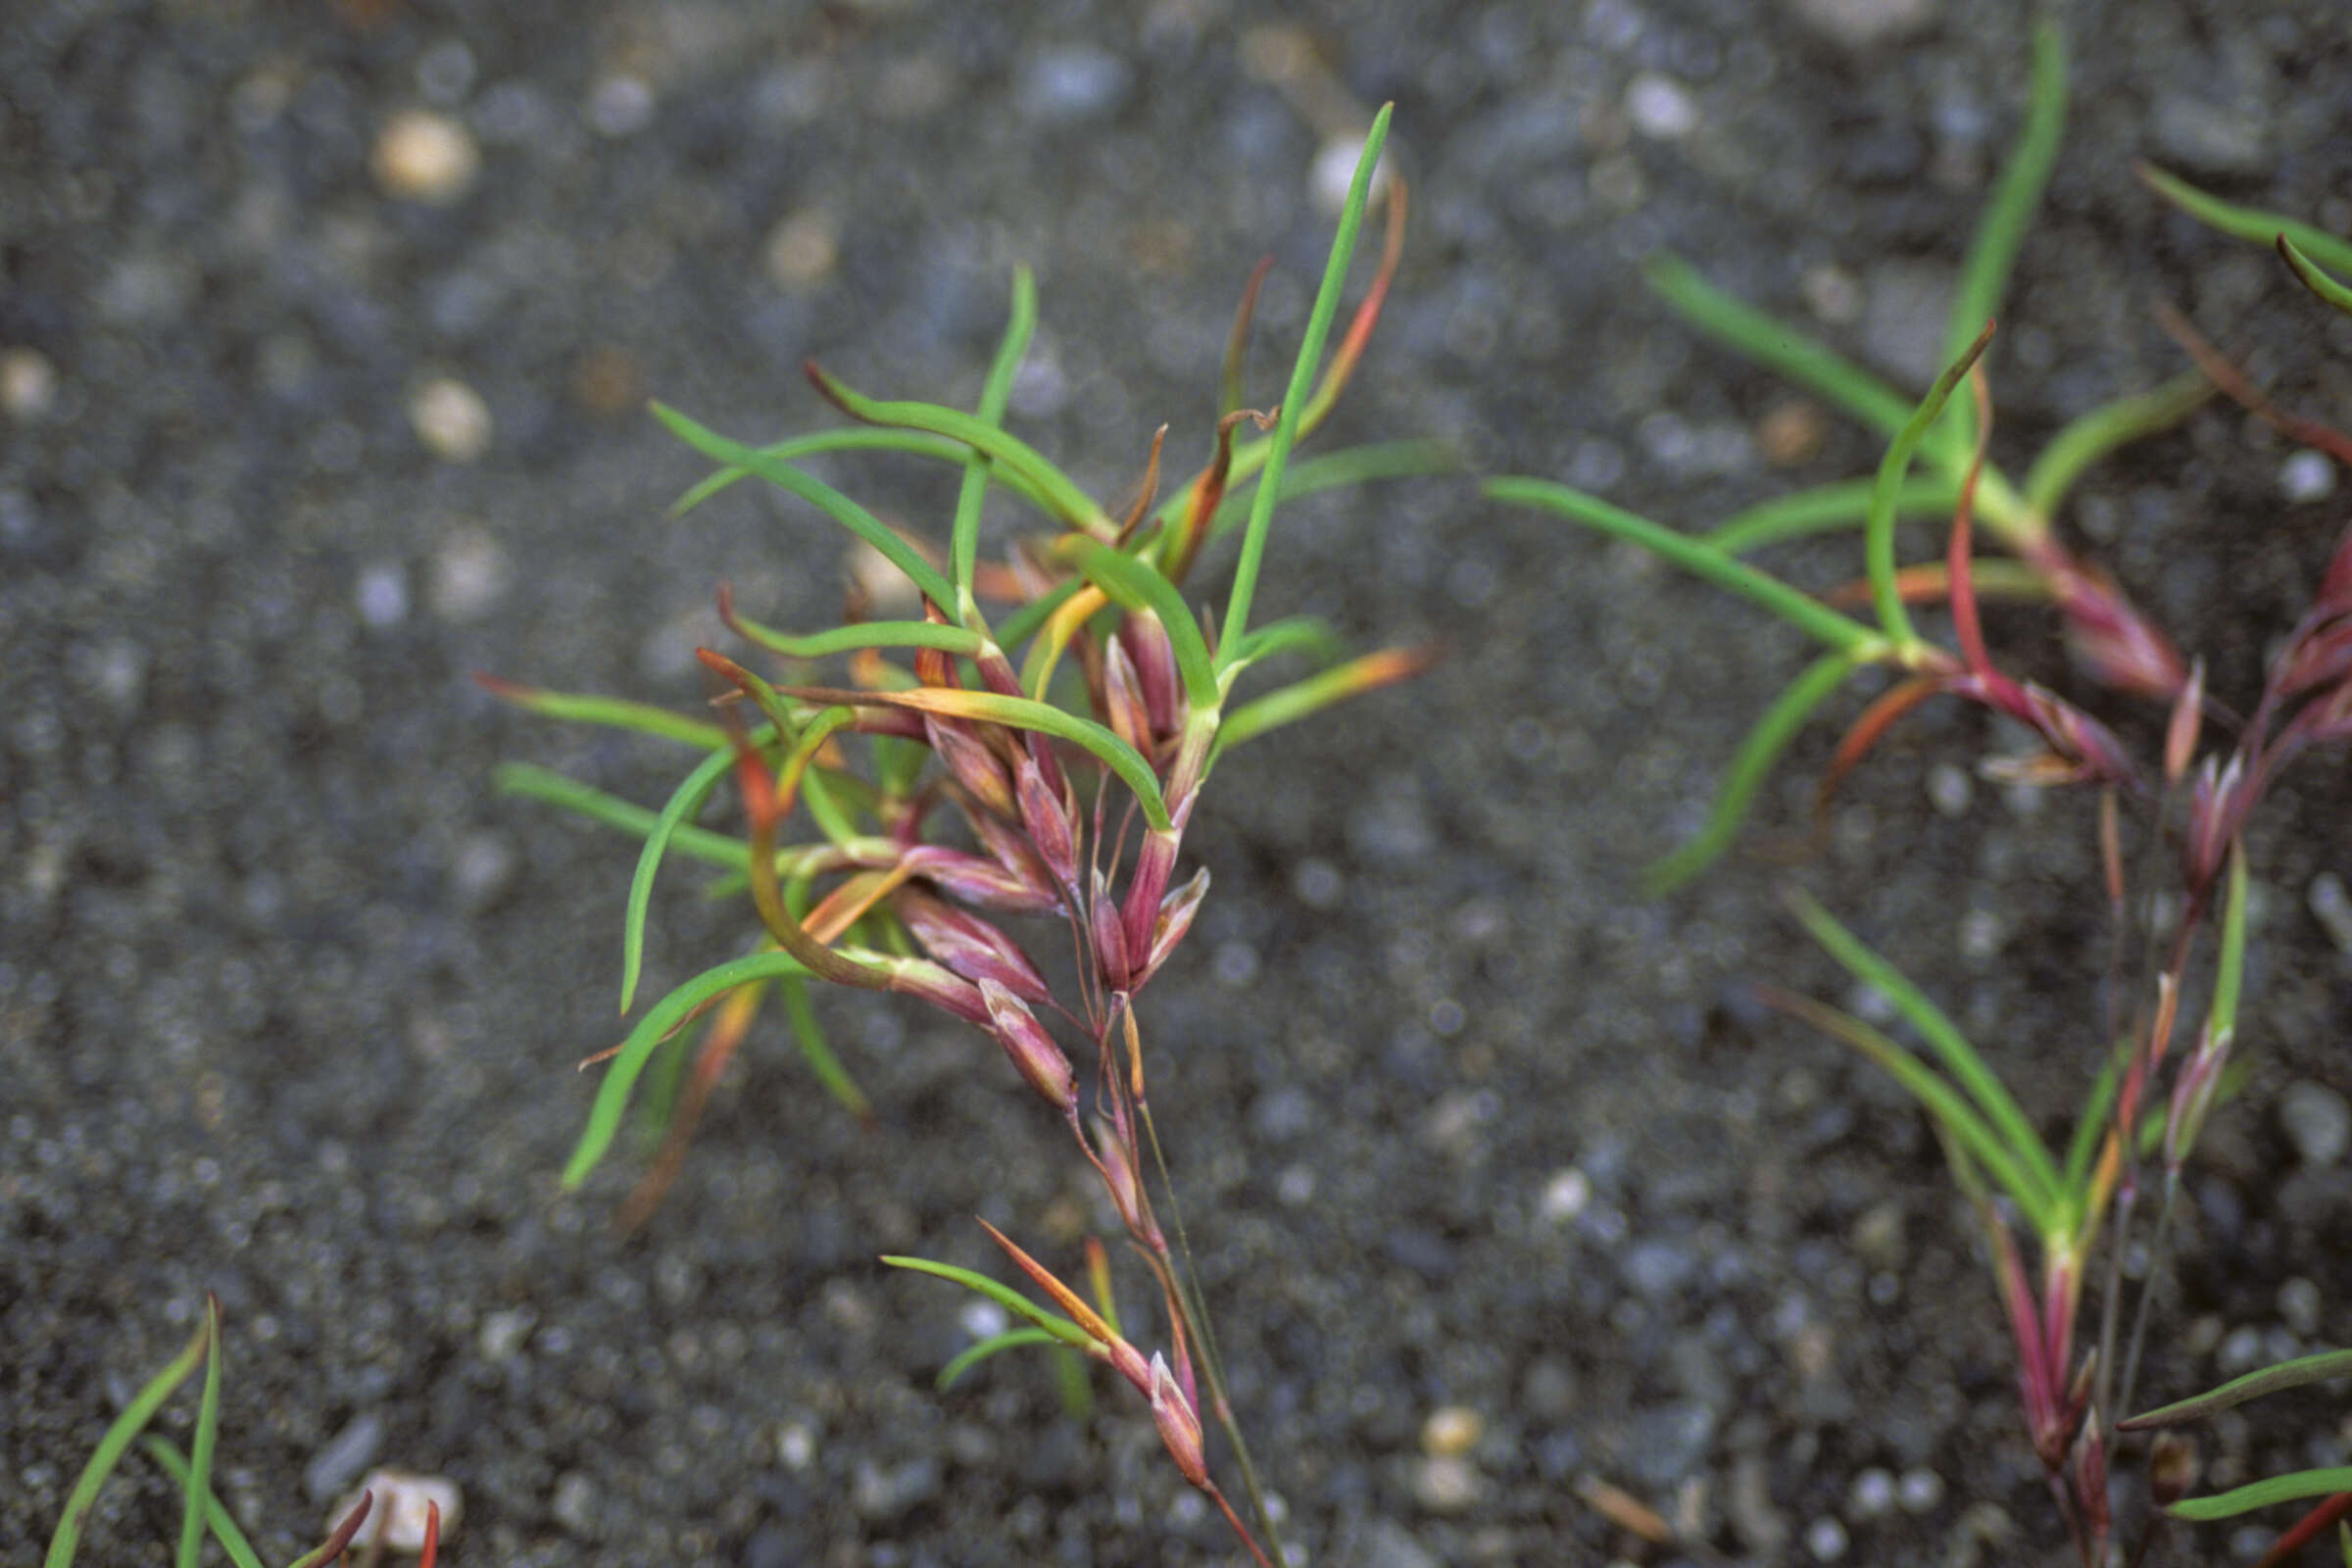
952,267,1039,617
564,951,817,1189
495,763,749,869
2123,1349,2352,1431
2138,163,2352,276
1867,321,1994,643
1487,478,1883,655
1768,987,2059,1237
1643,254,1919,439
1942,21,2066,404
2062,1038,2126,1196
474,677,729,751
1642,650,1859,896
2021,373,2211,521
1706,475,1958,556
653,403,958,611
1195,439,1456,546
1229,614,1346,668
2281,235,2352,318
992,577,1086,660
1073,543,1217,710
623,743,757,1013
879,1257,1095,1349
780,974,868,1120
936,1327,1063,1391
176,1296,222,1568
1786,889,2063,1207
670,427,1052,519
47,1314,211,1568
1212,645,1435,760
2169,1470,2352,1523
805,368,1110,538
846,687,1170,831
2213,839,2249,1030
137,1438,266,1568
1221,102,1393,666
723,614,983,662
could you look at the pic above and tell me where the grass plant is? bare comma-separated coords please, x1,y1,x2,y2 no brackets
1493,21,2352,1565
493,108,1437,1562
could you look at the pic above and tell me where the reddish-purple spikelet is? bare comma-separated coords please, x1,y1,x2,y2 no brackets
863,952,989,1025
1102,637,1152,758
902,844,1062,915
1089,865,1133,992
1150,1350,1209,1489
981,979,1077,1113
1133,865,1209,990
1120,829,1179,975
1092,1114,1165,1251
1016,754,1079,895
1118,610,1183,740
899,888,1054,1004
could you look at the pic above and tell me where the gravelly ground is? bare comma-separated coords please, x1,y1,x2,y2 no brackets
5,2,2351,1564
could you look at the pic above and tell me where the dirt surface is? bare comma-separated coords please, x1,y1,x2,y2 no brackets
7,2,2351,1564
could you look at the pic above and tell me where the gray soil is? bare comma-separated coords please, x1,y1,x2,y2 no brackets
6,1,2351,1565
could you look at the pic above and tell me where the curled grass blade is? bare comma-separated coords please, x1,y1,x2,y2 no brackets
2138,162,2352,276
1643,254,1918,440
936,1328,1064,1392
953,266,1039,619
1785,888,2063,1211
177,1295,221,1568
1228,613,1347,669
2021,373,2211,522
1940,18,2066,438
1762,984,2059,1238
653,403,958,611
1706,475,1957,556
1213,645,1442,760
494,764,748,869
565,951,817,1189
1072,543,1217,710
1221,102,1393,667
623,740,769,1013
670,427,1053,521
2122,1349,2352,1431
879,1256,1096,1350
47,1313,212,1568
136,1438,265,1568
2170,1470,2352,1523
1868,319,1995,643
1487,478,1884,655
805,365,1111,539
781,972,868,1121
473,675,729,751
1642,650,1858,896
2280,235,2352,318
785,685,1170,831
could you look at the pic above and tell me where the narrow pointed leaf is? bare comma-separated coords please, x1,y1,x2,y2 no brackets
653,402,958,610
1214,645,1440,759
136,1438,267,1568
46,1315,212,1568
2138,162,2352,276
1706,475,1958,556
781,972,868,1121
936,1328,1064,1391
2280,235,2352,318
1643,651,1858,895
176,1295,222,1568
564,952,816,1190
474,675,729,750
495,763,749,870
722,614,983,662
1942,21,2065,404
1197,440,1456,545
953,266,1039,614
670,427,1052,520
2122,1349,2352,1431
1785,888,2063,1207
1868,319,1996,643
1643,254,1917,439
1228,614,1347,668
623,741,762,1013
1488,478,1883,655
2022,374,2212,522
1222,103,1393,665
2169,1470,2352,1523
1072,543,1217,710
879,1256,1095,1349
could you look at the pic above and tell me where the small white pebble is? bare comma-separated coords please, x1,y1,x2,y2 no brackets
1801,265,1864,325
1421,1405,1483,1457
429,529,510,621
1806,1514,1849,1561
2279,1277,2323,1337
1412,1453,1484,1513
957,1299,1009,1342
1626,73,1698,139
2218,1323,2265,1374
2,347,58,420
777,1421,816,1471
356,563,410,629
763,209,838,289
1926,762,1973,818
1310,130,1394,217
1848,1467,1895,1519
1539,1167,1592,1224
1958,908,2004,961
331,1470,461,1552
2308,871,2352,956
1897,1467,1944,1513
477,1307,534,1362
409,376,492,462
371,110,478,203
2280,449,2336,503
550,1470,598,1537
